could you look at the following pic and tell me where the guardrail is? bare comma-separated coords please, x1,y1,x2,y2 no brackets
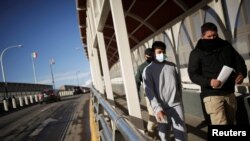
90,86,150,141
244,95,250,124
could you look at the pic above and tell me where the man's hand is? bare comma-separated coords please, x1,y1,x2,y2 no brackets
235,73,244,84
156,111,167,123
210,79,221,88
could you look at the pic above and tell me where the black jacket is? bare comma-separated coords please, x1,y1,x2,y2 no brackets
135,61,150,93
188,38,247,97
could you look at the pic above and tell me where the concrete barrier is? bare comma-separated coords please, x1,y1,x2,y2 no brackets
29,95,34,104
24,96,29,105
3,99,8,111
11,97,17,109
19,97,23,107
34,94,38,102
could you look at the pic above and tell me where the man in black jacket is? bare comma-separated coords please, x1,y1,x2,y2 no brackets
135,48,157,137
188,22,247,125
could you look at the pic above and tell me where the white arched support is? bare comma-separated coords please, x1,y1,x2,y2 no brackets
171,21,182,53
210,0,227,28
109,0,144,132
87,1,104,93
97,31,114,101
93,47,105,94
86,16,98,90
223,0,242,39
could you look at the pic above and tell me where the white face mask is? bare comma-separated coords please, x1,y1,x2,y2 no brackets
155,53,165,62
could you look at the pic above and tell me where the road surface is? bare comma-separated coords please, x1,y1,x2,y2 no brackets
0,94,91,141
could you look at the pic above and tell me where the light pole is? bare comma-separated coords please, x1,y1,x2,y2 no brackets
49,58,55,89
1,45,23,82
31,52,38,83
0,44,23,99
76,71,80,86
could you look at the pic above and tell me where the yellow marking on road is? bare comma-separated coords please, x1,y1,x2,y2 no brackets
89,99,99,141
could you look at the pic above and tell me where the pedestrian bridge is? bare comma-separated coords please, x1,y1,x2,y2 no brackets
75,0,250,140
1,0,250,140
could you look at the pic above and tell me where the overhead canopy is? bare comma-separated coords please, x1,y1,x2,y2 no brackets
76,0,211,68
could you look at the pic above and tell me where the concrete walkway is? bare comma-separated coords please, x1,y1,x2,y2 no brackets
185,113,208,141
113,90,208,141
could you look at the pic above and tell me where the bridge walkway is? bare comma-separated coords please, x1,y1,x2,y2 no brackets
113,89,208,141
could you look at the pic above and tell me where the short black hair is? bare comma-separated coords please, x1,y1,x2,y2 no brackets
144,48,153,56
152,41,166,51
201,22,217,35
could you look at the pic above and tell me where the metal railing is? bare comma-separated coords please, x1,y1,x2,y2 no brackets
90,86,150,141
244,95,250,124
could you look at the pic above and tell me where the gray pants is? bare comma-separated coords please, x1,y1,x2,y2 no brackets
158,105,187,141
145,96,157,132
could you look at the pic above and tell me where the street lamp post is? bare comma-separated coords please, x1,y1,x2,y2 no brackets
76,71,80,86
1,45,23,82
49,58,55,89
0,44,23,99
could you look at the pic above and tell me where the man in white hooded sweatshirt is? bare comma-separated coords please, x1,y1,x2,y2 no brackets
143,41,187,141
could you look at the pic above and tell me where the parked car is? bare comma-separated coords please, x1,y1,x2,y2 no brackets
38,89,61,104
